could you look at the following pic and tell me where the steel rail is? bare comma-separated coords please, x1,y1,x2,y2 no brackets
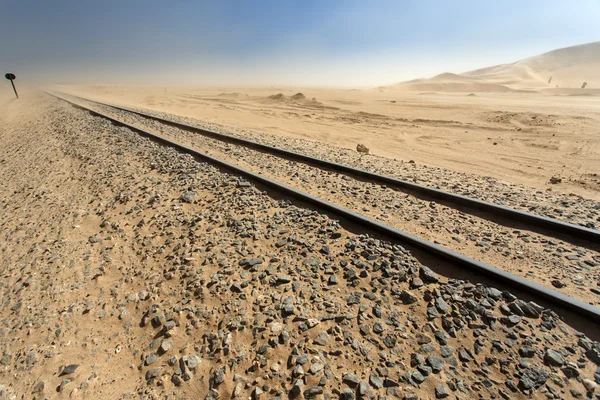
53,91,600,245
48,91,600,322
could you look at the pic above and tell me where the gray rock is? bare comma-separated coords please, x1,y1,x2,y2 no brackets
205,389,220,400
373,322,384,334
585,342,600,364
369,373,383,389
160,339,172,353
304,386,324,398
383,335,397,348
544,349,565,367
343,372,360,387
246,258,263,267
230,283,244,293
356,144,370,154
400,290,418,304
33,381,45,393
58,379,71,393
145,353,158,366
411,370,426,384
180,191,195,203
211,367,225,387
440,346,454,358
411,353,424,367
420,266,439,283
358,381,369,396
458,349,472,362
145,367,162,380
410,278,424,289
314,332,329,346
519,346,535,358
435,384,450,398
434,330,449,345
309,363,324,374
276,275,292,284
289,383,303,399
183,355,201,370
427,354,444,373
151,314,165,327
283,303,295,315
416,334,431,345
509,300,543,318
384,378,399,387
296,355,309,365
551,280,567,288
59,364,79,376
518,367,549,391
0,354,11,366
435,297,449,314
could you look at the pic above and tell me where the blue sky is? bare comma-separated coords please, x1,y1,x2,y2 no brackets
0,0,599,86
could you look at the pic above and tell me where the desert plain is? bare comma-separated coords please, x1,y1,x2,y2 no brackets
1,42,600,399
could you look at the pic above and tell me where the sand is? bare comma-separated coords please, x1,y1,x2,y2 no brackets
56,84,600,201
2,90,600,400
383,41,600,92
61,94,600,306
2,41,600,398
52,42,600,200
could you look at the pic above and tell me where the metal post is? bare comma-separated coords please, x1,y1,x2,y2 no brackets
4,73,18,99
9,79,18,99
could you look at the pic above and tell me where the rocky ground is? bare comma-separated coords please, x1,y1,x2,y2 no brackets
1,92,600,399
67,96,600,306
88,98,600,230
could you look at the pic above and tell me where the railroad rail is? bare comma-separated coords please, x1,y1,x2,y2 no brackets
47,91,600,323
51,91,600,246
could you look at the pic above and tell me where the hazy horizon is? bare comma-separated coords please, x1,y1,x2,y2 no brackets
1,0,599,87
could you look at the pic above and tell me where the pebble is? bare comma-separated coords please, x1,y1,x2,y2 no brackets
145,367,162,380
435,384,449,398
400,290,418,304
369,373,383,389
420,266,439,283
59,364,79,376
583,378,597,393
304,386,324,398
544,349,565,366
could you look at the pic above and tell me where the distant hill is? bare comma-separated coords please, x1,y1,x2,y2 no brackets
379,41,600,92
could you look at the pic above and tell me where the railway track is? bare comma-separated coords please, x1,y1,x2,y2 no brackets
50,92,600,246
47,91,600,323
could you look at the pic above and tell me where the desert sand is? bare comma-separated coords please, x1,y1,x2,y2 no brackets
382,41,600,92
56,43,600,201
2,89,599,400
2,42,600,399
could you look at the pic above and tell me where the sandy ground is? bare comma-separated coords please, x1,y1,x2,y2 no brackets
2,90,600,400
60,93,600,306
57,84,600,201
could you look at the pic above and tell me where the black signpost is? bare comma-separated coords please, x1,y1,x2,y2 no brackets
5,73,18,99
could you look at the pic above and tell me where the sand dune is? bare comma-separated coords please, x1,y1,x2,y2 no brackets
382,41,600,92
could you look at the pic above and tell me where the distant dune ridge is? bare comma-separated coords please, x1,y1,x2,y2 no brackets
380,41,600,92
